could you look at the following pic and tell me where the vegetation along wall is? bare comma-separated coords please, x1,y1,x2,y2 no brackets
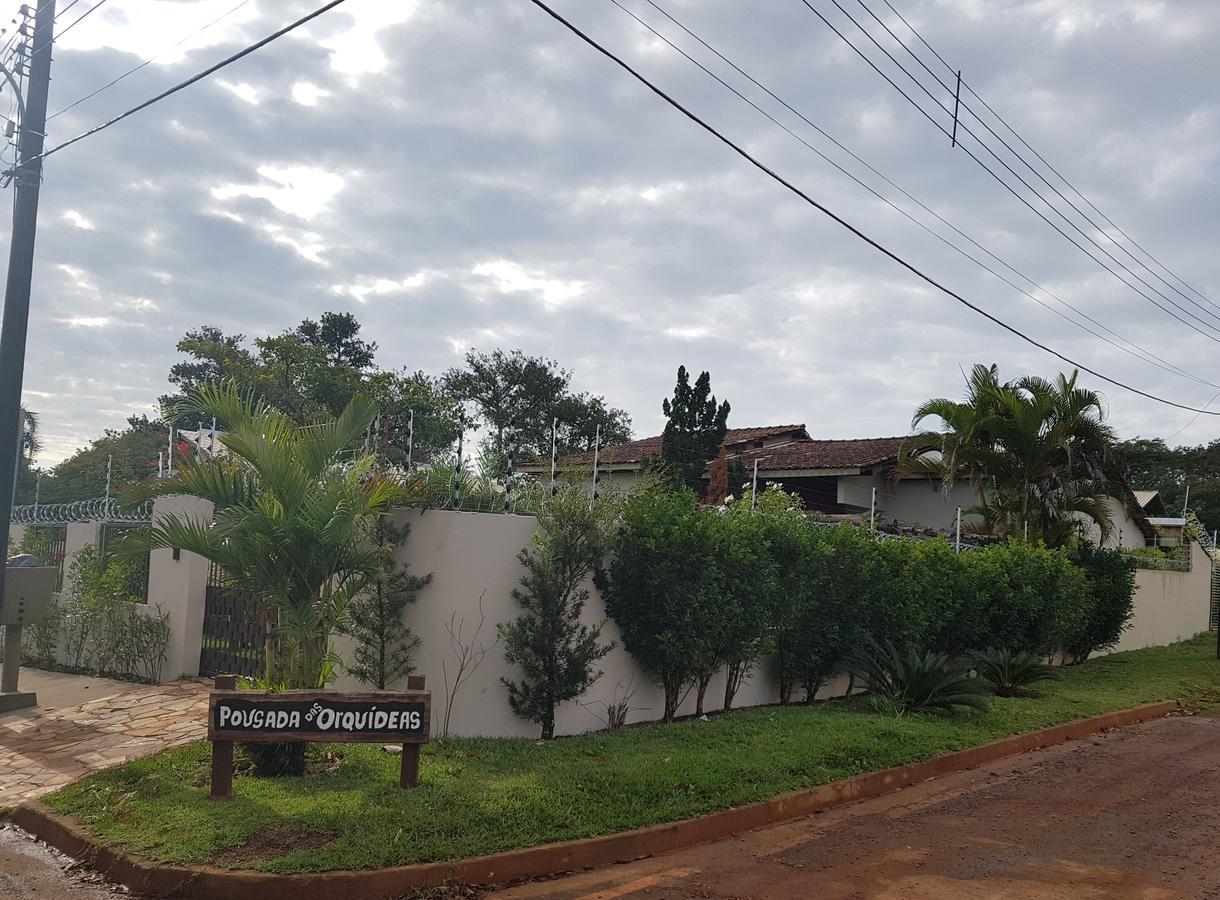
329,506,1214,739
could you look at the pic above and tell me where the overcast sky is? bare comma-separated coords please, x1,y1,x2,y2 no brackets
8,0,1220,465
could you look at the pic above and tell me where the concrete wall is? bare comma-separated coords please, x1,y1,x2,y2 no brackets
330,507,786,738
1114,539,1214,652
838,473,980,534
146,496,214,680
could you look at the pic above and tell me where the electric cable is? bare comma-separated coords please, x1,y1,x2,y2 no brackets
528,0,1220,415
614,0,1220,385
799,0,1220,342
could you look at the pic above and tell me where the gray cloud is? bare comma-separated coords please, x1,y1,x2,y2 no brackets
13,0,1220,464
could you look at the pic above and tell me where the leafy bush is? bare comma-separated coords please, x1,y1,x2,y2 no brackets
1064,546,1137,663
598,484,721,721
968,647,1056,696
775,524,880,703
845,639,989,715
958,541,1090,657
57,545,171,683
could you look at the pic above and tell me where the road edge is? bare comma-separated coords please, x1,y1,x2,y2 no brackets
4,699,1181,899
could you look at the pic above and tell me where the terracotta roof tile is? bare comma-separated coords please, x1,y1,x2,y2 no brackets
738,437,910,471
553,424,810,468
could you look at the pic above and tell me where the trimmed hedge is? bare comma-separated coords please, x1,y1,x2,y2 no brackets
604,488,1138,708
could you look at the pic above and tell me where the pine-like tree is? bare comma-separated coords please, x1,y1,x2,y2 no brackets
341,519,431,689
660,366,730,495
499,488,616,739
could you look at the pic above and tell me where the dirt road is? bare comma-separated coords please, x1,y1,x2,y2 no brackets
0,824,120,899
3,714,1218,898
496,714,1220,899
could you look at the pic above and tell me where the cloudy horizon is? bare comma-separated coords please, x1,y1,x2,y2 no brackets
7,0,1219,465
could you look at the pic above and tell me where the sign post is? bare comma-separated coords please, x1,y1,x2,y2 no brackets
207,674,431,801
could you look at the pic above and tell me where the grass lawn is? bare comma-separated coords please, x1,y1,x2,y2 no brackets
42,635,1220,873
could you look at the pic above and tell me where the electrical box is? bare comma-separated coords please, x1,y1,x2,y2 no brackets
1,567,56,626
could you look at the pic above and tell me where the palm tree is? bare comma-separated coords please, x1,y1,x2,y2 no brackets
133,380,406,690
18,404,39,467
899,365,1122,547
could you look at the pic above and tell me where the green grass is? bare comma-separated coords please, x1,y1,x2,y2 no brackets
42,635,1220,874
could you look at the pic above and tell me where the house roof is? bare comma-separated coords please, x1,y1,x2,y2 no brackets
738,436,910,472
541,424,811,469
1133,490,1159,508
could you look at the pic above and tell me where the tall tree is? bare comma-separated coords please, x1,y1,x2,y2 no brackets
442,349,631,472
292,311,378,370
901,365,1123,547
499,487,617,739
660,366,730,494
442,349,569,468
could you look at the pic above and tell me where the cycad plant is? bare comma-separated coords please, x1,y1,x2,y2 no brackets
846,638,989,715
968,647,1056,697
133,381,406,693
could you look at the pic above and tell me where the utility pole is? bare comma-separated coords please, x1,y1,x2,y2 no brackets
0,0,57,576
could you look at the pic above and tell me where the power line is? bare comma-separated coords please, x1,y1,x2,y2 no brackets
8,0,350,172
799,0,1220,343
48,0,255,122
852,0,1220,324
878,0,1220,316
527,0,1220,415
614,0,1220,390
806,0,1220,337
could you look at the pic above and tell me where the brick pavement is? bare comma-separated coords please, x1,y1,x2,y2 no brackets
0,678,209,806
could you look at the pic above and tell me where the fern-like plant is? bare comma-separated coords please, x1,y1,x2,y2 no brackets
846,638,989,715
968,647,1056,697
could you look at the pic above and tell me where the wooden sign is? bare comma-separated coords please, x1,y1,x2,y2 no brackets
208,674,430,800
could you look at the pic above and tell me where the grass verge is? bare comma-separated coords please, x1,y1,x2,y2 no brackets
42,635,1220,873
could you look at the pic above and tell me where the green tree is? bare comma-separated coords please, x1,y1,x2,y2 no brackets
714,489,787,710
901,365,1124,548
21,415,167,505
442,348,631,473
133,381,405,774
340,519,430,689
499,487,617,739
597,485,719,722
660,366,730,495
292,311,377,370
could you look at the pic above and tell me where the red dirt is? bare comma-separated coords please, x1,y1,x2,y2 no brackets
494,715,1220,899
210,823,338,868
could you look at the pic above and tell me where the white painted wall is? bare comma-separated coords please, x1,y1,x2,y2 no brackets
1114,539,1213,652
838,473,980,534
147,495,215,680
330,507,783,738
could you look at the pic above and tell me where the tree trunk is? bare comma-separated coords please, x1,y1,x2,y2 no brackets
541,704,555,741
724,660,749,711
663,679,682,723
694,673,712,716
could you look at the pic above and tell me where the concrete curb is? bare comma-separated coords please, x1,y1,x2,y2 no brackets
6,700,1181,899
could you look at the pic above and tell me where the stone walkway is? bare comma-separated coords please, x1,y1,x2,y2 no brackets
0,677,209,806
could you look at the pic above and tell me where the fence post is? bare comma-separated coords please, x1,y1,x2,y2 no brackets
61,521,102,595
147,496,214,680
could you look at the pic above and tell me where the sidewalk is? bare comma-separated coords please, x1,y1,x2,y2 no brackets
0,671,209,806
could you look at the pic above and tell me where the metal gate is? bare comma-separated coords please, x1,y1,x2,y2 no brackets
199,563,265,679
20,525,66,591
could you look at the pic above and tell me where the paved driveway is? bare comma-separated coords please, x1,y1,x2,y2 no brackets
497,714,1220,899
0,672,209,806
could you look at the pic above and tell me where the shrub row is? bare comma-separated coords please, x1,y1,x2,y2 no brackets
600,485,1136,712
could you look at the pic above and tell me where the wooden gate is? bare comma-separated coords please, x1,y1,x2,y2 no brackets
199,563,265,679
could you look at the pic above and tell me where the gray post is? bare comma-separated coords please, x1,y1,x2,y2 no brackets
955,506,962,552
0,0,58,636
